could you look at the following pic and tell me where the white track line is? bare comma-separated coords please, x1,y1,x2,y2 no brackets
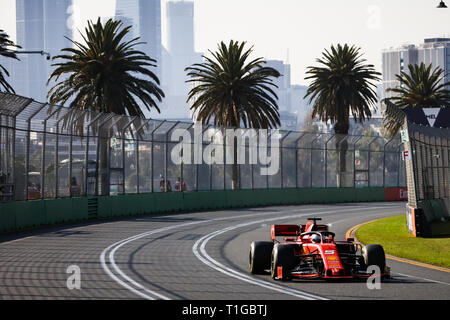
100,220,209,300
392,272,450,286
100,204,399,300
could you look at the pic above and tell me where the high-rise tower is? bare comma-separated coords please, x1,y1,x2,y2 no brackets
115,0,162,79
166,0,194,55
160,0,202,119
15,0,73,101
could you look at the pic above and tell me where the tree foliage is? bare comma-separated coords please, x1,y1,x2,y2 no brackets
387,62,450,109
185,40,281,129
304,44,380,135
47,18,164,117
0,29,21,93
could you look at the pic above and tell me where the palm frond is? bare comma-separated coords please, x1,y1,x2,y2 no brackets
0,29,21,93
387,62,450,108
304,43,381,134
185,40,281,129
47,18,164,119
382,98,406,138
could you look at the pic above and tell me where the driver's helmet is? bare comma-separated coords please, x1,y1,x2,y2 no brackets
310,234,321,243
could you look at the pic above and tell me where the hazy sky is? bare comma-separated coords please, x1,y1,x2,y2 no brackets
1,0,449,85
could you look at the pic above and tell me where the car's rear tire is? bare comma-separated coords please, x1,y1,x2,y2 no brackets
362,244,386,273
271,244,295,281
249,241,273,274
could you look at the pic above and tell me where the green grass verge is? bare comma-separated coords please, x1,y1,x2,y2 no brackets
355,215,450,269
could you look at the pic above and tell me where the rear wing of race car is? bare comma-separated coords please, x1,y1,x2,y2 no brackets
271,225,301,241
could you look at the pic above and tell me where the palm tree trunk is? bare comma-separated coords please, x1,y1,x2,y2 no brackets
336,135,349,187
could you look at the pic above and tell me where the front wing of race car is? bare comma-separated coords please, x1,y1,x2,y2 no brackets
283,267,391,280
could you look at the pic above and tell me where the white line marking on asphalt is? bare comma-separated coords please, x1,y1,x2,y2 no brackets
100,220,209,300
393,272,450,286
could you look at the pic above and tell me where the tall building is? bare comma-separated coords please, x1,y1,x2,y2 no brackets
166,0,194,55
290,84,311,128
15,0,73,101
115,0,162,81
266,60,291,113
382,38,450,100
159,0,202,120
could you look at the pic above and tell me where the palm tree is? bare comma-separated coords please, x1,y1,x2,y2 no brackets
387,63,450,108
47,18,164,195
185,40,281,189
0,29,21,93
48,18,164,116
304,44,380,187
383,63,450,137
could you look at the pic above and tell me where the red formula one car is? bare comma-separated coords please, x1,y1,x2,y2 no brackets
249,218,390,281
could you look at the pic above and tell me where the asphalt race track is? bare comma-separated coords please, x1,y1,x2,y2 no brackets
0,202,449,300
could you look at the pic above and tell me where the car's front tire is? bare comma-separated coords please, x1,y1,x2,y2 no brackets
271,244,295,281
249,241,273,274
362,244,386,274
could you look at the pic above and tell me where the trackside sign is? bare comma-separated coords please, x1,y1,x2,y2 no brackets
402,151,410,161
385,187,408,201
402,107,450,128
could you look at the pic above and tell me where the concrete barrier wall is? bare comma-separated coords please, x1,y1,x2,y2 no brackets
0,187,386,234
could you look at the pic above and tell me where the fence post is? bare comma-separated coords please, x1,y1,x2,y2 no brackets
25,103,47,200
279,133,289,188
383,138,394,187
353,136,363,188
134,119,151,194
68,110,89,198
165,122,179,193
266,131,273,189
294,133,307,188
54,113,66,198
310,134,320,188
121,117,138,195
95,115,114,196
367,137,378,187
324,135,334,188
397,144,403,187
84,113,103,197
40,106,61,199
151,120,166,193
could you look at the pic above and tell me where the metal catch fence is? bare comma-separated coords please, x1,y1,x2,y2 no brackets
404,121,450,207
0,92,406,202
